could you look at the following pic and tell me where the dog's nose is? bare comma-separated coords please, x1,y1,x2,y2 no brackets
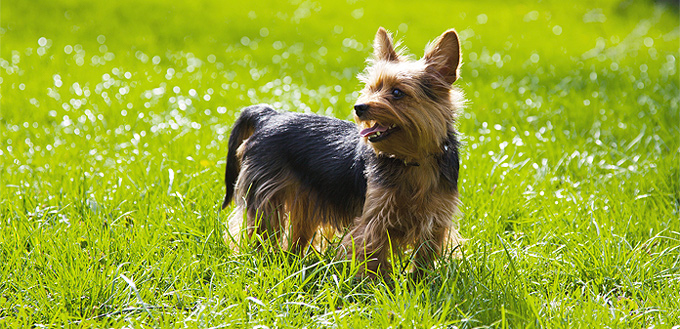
354,103,369,117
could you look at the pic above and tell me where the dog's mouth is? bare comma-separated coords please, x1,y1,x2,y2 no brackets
360,121,399,142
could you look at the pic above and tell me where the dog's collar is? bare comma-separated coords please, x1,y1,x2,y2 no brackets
401,145,453,167
381,154,432,167
379,144,452,167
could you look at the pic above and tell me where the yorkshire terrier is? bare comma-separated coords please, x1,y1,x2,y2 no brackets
222,27,466,278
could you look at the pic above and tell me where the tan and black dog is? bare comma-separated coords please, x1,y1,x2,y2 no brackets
222,27,466,278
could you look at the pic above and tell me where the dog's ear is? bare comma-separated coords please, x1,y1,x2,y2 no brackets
373,27,399,62
424,29,461,84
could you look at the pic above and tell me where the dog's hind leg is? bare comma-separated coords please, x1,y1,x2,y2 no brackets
285,188,322,254
247,198,285,249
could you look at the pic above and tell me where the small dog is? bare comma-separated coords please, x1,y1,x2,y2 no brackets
222,27,466,278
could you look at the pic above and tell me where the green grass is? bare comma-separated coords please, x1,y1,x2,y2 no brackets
1,0,679,327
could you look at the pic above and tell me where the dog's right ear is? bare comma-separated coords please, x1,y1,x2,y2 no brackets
373,27,399,62
424,29,462,84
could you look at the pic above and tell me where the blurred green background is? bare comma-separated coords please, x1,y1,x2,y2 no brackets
1,0,679,327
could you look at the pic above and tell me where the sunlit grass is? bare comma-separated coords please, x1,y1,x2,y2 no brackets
1,0,679,327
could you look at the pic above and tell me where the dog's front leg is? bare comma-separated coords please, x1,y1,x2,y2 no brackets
339,221,392,278
411,228,447,279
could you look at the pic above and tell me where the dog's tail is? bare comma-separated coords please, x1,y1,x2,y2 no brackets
222,104,277,209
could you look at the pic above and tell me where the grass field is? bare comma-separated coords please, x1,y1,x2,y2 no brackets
1,0,679,327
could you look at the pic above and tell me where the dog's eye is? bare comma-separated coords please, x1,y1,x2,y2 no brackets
391,88,405,100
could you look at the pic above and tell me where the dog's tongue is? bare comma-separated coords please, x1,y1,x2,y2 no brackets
360,123,389,137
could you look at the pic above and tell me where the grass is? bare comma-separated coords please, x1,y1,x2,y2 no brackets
1,0,679,327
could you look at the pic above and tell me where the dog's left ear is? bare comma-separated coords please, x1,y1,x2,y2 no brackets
424,29,461,84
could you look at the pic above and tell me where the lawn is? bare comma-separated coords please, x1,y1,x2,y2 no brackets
1,0,679,327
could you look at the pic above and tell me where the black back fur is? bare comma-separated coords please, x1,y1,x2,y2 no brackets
222,104,460,226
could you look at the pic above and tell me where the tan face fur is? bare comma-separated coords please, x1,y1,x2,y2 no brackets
354,27,465,163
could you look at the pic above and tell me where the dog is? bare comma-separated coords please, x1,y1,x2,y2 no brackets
222,27,466,278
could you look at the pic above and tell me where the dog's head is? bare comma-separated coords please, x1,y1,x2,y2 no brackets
354,27,465,162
